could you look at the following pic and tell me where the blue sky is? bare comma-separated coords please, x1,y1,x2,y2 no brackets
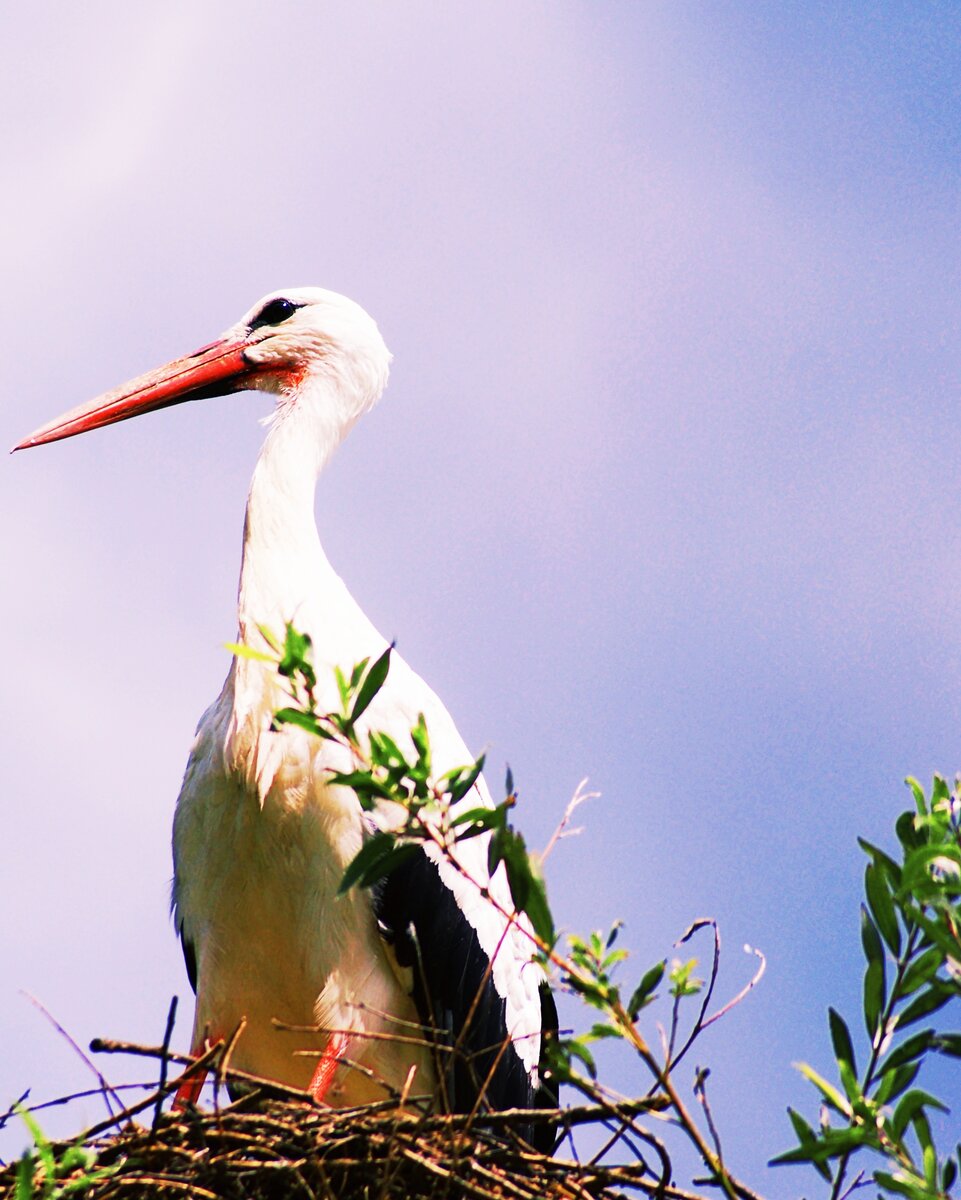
2,4,960,1190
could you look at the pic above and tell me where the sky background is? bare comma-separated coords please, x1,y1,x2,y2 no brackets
2,2,960,1191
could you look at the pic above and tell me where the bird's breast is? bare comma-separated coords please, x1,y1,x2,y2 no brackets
171,685,419,1098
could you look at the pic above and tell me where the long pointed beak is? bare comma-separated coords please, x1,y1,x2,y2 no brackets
12,335,259,452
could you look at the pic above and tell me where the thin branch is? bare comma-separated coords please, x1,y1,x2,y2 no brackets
79,1039,225,1140
22,991,125,1118
3,1084,149,1119
541,778,596,861
213,1016,248,1101
0,1089,30,1136
151,996,178,1135
701,945,766,1032
693,1068,725,1181
668,920,721,1071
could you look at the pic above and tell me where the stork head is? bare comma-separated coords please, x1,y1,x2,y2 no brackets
12,287,391,452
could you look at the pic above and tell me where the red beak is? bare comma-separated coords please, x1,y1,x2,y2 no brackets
12,335,259,452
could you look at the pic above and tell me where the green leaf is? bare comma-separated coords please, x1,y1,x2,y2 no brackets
338,835,418,894
57,1142,94,1175
451,805,503,833
890,1089,948,1142
564,1039,597,1079
627,960,666,1019
669,957,703,997
256,623,281,653
772,1124,868,1165
350,644,393,723
786,1105,817,1146
829,1007,858,1079
900,842,961,896
225,641,275,664
861,907,886,1038
861,904,885,968
367,730,406,767
15,1106,54,1182
901,947,944,996
930,775,949,808
335,664,353,710
338,832,397,894
14,1154,34,1200
902,903,961,962
874,1169,930,1200
371,844,419,885
874,1060,921,1105
771,1109,832,1179
492,826,554,944
905,776,927,814
865,861,901,956
934,1032,961,1057
271,707,329,737
768,1144,822,1167
601,948,628,973
279,624,316,688
880,1028,937,1073
521,871,555,946
564,971,610,1009
864,960,886,1041
411,714,431,776
488,825,505,875
859,837,903,887
327,769,392,795
897,982,954,1028
442,755,486,804
896,810,923,852
587,1021,622,1040
494,828,528,901
794,1062,852,1116
918,1116,937,1191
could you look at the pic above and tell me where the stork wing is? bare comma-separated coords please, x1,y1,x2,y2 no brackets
177,918,198,992
372,845,558,1151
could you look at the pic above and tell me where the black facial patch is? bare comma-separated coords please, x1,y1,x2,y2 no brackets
249,297,300,331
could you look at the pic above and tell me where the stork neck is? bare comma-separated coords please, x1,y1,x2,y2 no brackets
237,406,342,642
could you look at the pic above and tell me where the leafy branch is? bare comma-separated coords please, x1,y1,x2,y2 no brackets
773,775,961,1199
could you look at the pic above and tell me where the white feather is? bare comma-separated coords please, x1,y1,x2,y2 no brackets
171,289,546,1102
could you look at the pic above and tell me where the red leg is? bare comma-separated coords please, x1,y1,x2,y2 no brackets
172,1036,217,1110
308,1030,350,1103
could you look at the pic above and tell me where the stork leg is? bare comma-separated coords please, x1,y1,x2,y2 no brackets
308,1031,351,1103
173,1065,208,1110
172,1033,219,1110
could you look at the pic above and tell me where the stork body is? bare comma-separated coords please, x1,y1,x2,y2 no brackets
15,289,555,1140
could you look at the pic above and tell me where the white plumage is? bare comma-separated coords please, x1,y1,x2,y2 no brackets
15,288,555,1136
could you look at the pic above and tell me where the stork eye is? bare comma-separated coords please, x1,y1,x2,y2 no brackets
249,298,298,330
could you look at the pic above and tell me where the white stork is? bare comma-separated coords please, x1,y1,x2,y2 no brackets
14,288,557,1147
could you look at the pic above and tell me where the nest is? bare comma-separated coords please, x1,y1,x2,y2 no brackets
1,1040,666,1200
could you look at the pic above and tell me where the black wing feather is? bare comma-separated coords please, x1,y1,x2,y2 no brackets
178,921,198,994
373,847,558,1151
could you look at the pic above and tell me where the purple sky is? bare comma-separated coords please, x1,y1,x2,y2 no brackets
3,4,961,1190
